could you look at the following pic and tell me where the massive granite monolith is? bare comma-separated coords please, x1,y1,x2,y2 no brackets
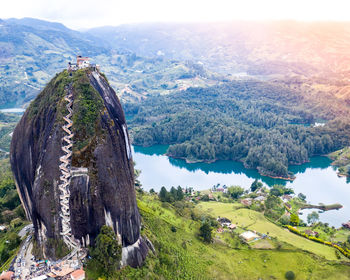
10,68,148,267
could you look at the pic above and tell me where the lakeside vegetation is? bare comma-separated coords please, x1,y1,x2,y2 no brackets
126,81,350,179
329,147,350,177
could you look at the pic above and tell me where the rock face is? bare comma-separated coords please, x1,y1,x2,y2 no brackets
10,69,148,267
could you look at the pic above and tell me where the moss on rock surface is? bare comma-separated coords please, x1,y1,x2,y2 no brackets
71,69,104,151
27,70,70,119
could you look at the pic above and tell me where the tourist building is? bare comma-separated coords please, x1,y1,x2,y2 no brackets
68,56,99,71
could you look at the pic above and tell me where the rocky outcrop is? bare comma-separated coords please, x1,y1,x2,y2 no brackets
10,69,148,267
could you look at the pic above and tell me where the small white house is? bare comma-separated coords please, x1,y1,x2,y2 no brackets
254,196,265,202
240,231,259,242
31,275,47,280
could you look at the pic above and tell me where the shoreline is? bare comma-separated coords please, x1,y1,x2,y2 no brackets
167,153,296,181
133,144,344,181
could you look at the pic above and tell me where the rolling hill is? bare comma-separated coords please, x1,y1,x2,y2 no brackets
0,18,222,107
88,21,350,104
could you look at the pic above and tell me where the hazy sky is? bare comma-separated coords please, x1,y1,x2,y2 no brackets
1,0,350,29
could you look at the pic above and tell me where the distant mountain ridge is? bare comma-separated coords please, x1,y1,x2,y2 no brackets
87,21,350,104
2,18,350,107
5,17,71,32
0,17,109,106
0,17,219,107
87,21,350,77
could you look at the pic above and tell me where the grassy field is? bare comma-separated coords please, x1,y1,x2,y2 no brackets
88,195,350,279
298,225,350,244
197,202,342,261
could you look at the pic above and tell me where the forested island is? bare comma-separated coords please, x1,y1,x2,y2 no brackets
125,80,350,179
329,147,350,177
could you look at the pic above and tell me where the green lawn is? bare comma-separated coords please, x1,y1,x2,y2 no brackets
87,195,350,279
197,201,341,261
334,229,350,243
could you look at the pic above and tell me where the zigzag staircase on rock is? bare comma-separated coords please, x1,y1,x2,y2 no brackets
58,84,80,254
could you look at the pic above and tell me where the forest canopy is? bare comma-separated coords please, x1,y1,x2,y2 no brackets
125,80,350,179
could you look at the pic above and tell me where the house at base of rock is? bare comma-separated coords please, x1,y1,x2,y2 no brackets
71,269,85,280
0,271,14,280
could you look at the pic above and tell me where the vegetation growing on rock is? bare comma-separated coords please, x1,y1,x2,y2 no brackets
87,225,122,278
71,69,104,151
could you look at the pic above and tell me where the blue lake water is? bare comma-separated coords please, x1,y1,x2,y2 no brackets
0,108,25,113
132,145,350,228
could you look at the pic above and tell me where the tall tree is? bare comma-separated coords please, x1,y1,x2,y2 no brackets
290,213,300,226
250,179,263,192
228,186,244,199
307,211,319,225
199,221,213,243
176,186,184,200
91,225,122,276
159,186,169,202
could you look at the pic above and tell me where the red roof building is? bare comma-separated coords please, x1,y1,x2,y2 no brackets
342,222,350,229
76,56,90,69
217,227,224,233
0,271,14,280
71,269,85,280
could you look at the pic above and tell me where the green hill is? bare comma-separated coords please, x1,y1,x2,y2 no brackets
86,192,350,279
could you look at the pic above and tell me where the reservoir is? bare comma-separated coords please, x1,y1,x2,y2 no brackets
0,108,25,114
133,145,350,228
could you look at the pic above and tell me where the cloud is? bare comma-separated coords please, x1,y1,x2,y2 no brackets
1,0,350,30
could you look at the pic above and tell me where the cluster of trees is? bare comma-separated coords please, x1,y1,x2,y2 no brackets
159,186,184,203
264,195,286,220
269,185,294,197
87,225,122,277
0,159,22,224
0,159,25,267
199,221,213,243
250,179,263,192
127,80,350,178
307,211,319,225
0,112,21,152
0,231,21,263
227,186,245,199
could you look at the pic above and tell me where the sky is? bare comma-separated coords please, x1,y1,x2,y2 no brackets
1,0,350,30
